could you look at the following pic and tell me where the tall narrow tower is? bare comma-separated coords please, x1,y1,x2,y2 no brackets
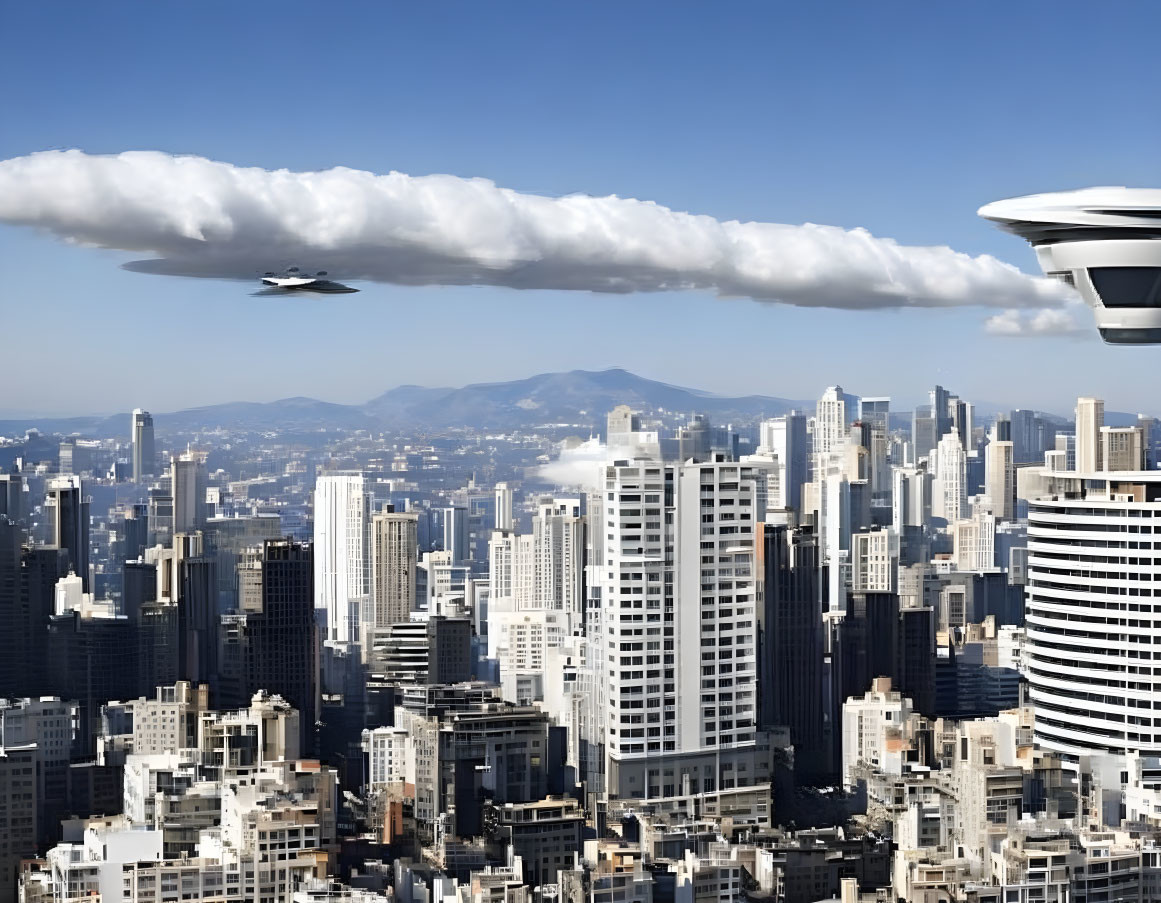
312,473,370,647
131,409,155,482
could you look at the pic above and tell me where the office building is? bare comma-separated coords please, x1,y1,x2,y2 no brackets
313,473,370,649
932,431,966,523
230,540,318,752
759,412,808,513
46,474,90,591
984,430,1015,520
0,744,38,903
1100,425,1144,472
131,409,155,482
1025,466,1161,767
171,451,208,535
442,505,469,564
370,507,418,629
494,482,514,531
597,454,770,800
1075,396,1104,472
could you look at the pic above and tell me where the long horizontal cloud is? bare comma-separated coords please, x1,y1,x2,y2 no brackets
0,149,1074,310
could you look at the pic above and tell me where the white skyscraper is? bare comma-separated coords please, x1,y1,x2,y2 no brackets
1075,396,1104,473
1025,469,1161,771
494,482,514,531
595,454,765,799
933,432,967,523
488,497,584,702
759,412,808,512
815,386,853,460
953,509,996,572
313,473,370,647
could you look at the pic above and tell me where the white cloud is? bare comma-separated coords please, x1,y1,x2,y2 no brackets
537,438,609,491
984,306,1088,338
0,149,1075,311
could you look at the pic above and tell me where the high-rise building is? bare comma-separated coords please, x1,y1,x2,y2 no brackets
757,523,826,781
494,482,514,532
0,744,38,903
859,397,892,498
933,432,967,523
1100,426,1144,472
370,508,418,628
597,454,769,799
0,697,79,848
677,414,712,463
0,526,67,700
46,475,90,592
985,431,1016,521
852,528,897,593
1025,468,1161,767
488,497,584,701
760,412,808,513
442,505,469,564
0,475,22,524
131,409,155,482
816,386,856,460
153,533,217,694
313,473,370,648
233,540,318,752
912,405,938,462
1075,397,1104,473
171,451,208,535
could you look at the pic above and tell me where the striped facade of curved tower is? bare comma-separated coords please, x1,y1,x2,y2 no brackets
1026,471,1161,760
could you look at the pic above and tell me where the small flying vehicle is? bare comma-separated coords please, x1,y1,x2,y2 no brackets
254,267,359,295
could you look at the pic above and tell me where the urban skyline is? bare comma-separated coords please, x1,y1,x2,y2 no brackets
7,3,1161,902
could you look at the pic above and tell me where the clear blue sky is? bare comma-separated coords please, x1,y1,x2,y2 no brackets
2,2,1159,417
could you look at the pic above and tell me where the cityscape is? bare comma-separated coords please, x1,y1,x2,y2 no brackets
4,3,1161,903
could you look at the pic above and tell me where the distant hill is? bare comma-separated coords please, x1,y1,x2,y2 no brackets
0,369,807,438
362,368,803,430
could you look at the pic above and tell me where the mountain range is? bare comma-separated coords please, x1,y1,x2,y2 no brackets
1,368,1137,439
0,369,806,437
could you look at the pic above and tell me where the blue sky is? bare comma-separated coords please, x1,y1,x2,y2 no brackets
2,2,1159,417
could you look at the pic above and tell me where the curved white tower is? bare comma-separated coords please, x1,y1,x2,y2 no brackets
1026,469,1161,761
980,188,1161,344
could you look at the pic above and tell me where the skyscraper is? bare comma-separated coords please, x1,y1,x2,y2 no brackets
313,473,370,647
1025,467,1161,767
370,507,418,628
815,386,856,460
1075,397,1104,473
131,409,155,482
757,523,826,781
46,475,90,592
760,412,808,513
153,532,217,693
171,451,208,535
0,474,22,524
442,505,469,564
933,432,967,523
488,497,584,702
984,430,1015,521
597,454,768,799
238,539,318,753
494,482,514,531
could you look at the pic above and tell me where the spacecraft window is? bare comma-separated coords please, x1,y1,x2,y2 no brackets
1088,267,1161,308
